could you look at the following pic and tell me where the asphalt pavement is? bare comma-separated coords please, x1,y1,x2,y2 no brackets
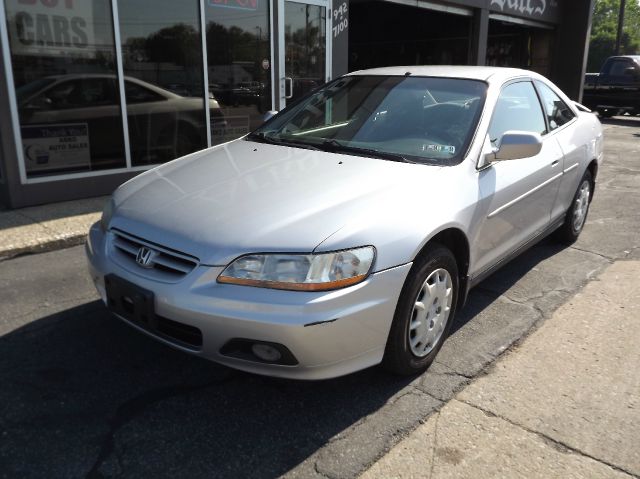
0,117,638,478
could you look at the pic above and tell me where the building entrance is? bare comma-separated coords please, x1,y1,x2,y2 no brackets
348,1,472,71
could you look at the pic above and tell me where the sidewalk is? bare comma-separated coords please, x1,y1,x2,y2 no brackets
0,196,107,260
361,260,640,478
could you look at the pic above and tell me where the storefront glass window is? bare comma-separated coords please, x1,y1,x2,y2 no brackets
118,0,208,166
205,0,272,144
284,2,326,104
5,0,126,178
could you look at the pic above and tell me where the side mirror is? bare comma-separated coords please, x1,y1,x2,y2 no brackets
491,131,543,162
262,110,278,123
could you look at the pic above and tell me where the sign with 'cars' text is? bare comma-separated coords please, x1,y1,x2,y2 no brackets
7,0,95,57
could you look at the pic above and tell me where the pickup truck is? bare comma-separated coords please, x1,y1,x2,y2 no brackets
583,55,640,117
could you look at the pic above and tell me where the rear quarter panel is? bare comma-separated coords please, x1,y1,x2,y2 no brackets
553,112,603,218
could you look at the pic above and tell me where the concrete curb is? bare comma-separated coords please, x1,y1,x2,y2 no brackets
0,233,88,262
0,196,106,262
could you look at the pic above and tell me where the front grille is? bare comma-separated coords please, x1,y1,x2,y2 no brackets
110,229,199,282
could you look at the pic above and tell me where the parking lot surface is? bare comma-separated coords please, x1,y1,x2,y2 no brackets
0,117,639,478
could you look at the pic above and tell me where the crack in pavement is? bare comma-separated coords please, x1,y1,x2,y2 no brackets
315,387,425,450
568,245,615,262
624,245,640,259
313,461,335,479
456,399,637,478
427,410,441,479
432,360,472,377
85,372,238,478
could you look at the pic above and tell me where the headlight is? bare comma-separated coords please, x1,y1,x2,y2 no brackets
218,246,376,291
100,198,115,232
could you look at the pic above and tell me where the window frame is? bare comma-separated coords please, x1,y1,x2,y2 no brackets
532,79,577,137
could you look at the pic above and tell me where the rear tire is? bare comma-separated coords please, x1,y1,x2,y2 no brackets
597,107,618,118
554,170,593,244
383,244,458,376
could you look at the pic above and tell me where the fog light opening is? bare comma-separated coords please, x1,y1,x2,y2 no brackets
251,343,282,362
220,339,299,365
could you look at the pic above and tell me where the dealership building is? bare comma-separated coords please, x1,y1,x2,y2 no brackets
0,0,594,208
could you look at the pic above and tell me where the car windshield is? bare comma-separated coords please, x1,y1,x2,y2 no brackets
249,75,487,164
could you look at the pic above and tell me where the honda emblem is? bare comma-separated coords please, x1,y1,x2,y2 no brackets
135,246,155,268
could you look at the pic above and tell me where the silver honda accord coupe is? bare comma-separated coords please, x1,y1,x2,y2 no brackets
86,66,603,380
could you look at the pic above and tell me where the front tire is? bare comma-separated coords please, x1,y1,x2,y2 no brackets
383,244,458,376
554,170,593,244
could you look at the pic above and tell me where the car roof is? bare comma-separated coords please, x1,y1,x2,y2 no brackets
346,65,538,83
609,55,640,63
36,74,181,98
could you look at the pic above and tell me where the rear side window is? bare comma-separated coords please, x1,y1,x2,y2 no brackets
488,81,546,144
535,81,575,131
606,59,632,76
125,81,165,103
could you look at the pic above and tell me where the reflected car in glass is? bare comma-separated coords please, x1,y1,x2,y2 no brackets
17,75,226,174
86,66,604,379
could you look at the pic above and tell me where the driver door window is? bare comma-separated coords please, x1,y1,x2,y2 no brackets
488,81,546,145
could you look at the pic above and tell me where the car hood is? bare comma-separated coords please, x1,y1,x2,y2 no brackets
111,139,446,266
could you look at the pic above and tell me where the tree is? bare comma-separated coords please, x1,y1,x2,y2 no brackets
587,0,640,71
146,24,200,67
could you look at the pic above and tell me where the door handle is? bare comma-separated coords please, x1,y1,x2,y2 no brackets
284,77,293,99
551,160,560,167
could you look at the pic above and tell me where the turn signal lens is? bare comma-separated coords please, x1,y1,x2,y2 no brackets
218,246,376,291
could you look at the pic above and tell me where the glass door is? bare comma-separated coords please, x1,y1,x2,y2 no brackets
278,0,331,109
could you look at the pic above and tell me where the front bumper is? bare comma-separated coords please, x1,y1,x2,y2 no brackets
86,223,412,380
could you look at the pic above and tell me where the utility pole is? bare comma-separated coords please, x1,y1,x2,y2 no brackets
615,0,626,55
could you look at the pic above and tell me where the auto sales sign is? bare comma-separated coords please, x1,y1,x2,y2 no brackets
6,0,95,57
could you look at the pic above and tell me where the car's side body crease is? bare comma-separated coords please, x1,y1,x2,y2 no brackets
487,172,564,218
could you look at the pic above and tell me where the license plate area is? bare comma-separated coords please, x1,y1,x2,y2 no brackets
105,274,155,328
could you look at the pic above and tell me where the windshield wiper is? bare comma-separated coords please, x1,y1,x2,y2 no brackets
320,139,411,163
247,132,321,151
